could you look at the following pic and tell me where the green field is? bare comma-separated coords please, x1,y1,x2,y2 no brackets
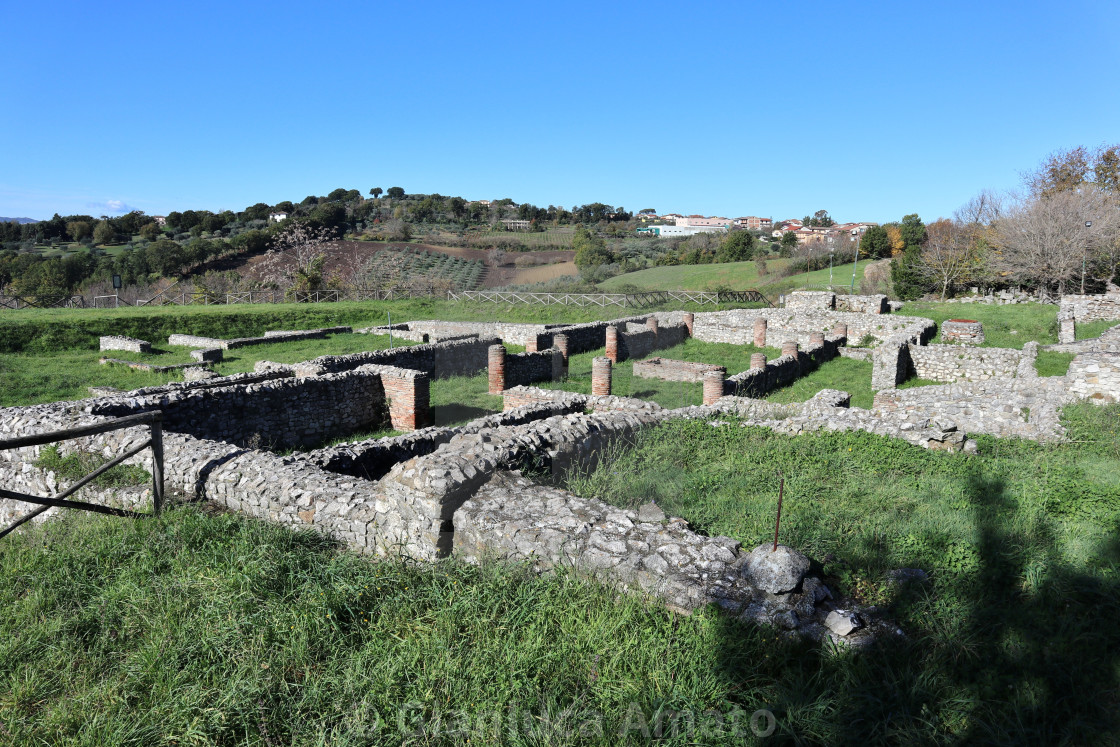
4,405,1118,744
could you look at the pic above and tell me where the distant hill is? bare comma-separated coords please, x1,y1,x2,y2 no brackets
0,217,39,224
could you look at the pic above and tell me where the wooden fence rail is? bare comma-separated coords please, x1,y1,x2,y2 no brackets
0,411,165,540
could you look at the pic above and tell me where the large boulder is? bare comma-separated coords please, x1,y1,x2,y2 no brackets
744,543,810,594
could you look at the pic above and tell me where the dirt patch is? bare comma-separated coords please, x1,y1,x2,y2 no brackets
209,239,573,289
502,261,579,286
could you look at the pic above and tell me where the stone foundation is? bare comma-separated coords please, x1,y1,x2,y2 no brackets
100,335,151,354
941,319,984,345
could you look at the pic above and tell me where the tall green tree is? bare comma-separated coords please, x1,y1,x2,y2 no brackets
386,187,405,200
92,220,115,245
899,214,926,247
716,231,755,263
859,226,891,259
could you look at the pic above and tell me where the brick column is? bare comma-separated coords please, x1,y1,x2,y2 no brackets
605,325,619,363
753,318,767,347
683,312,694,337
591,356,612,396
525,337,538,353
832,322,848,340
487,344,506,394
384,372,431,431
781,341,799,358
809,331,825,347
646,316,659,336
702,368,726,405
411,373,432,429
750,353,767,370
554,333,570,377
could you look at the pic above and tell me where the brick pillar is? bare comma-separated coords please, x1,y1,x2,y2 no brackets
832,322,848,339
646,316,659,336
753,318,767,347
605,325,619,363
591,356,612,396
525,337,538,353
487,344,506,394
411,373,432,429
810,331,825,347
385,372,431,431
750,353,767,370
702,368,726,405
554,333,570,377
683,312,695,337
781,341,798,358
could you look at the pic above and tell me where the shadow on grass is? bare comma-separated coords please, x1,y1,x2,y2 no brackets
705,471,1120,743
435,404,496,427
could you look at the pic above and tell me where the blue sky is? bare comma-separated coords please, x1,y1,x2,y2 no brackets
3,0,1118,224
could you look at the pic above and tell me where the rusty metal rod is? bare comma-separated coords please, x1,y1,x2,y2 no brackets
772,474,785,552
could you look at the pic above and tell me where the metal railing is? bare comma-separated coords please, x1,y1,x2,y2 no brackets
0,412,165,540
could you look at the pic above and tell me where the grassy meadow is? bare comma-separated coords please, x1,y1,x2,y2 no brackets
3,405,1118,744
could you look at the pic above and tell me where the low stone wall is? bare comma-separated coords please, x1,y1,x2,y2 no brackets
1067,352,1120,403
507,348,564,389
1046,323,1120,354
908,343,1036,383
287,336,499,380
362,321,548,345
837,294,889,314
872,378,1074,441
613,322,689,361
532,315,650,354
168,326,351,350
1059,293,1120,323
940,320,984,345
633,357,725,383
99,358,210,374
88,366,395,449
784,291,888,314
725,336,845,397
99,335,151,354
785,291,835,311
693,309,932,348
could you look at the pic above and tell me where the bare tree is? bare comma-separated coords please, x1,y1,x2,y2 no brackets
256,224,335,289
954,189,1006,226
995,187,1117,297
917,219,980,300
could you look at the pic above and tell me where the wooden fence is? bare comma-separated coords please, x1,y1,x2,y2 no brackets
0,412,165,540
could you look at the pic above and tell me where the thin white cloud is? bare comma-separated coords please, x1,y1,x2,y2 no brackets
86,199,137,214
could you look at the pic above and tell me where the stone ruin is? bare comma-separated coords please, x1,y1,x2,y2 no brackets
5,304,1120,647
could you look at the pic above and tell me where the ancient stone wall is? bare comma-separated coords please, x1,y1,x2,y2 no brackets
693,309,933,348
872,378,1074,441
908,343,1035,383
1067,352,1120,404
285,336,499,380
725,336,845,397
503,348,564,390
88,366,396,449
615,322,690,361
837,294,889,314
1059,293,1120,323
362,321,548,345
168,326,350,350
99,335,151,354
